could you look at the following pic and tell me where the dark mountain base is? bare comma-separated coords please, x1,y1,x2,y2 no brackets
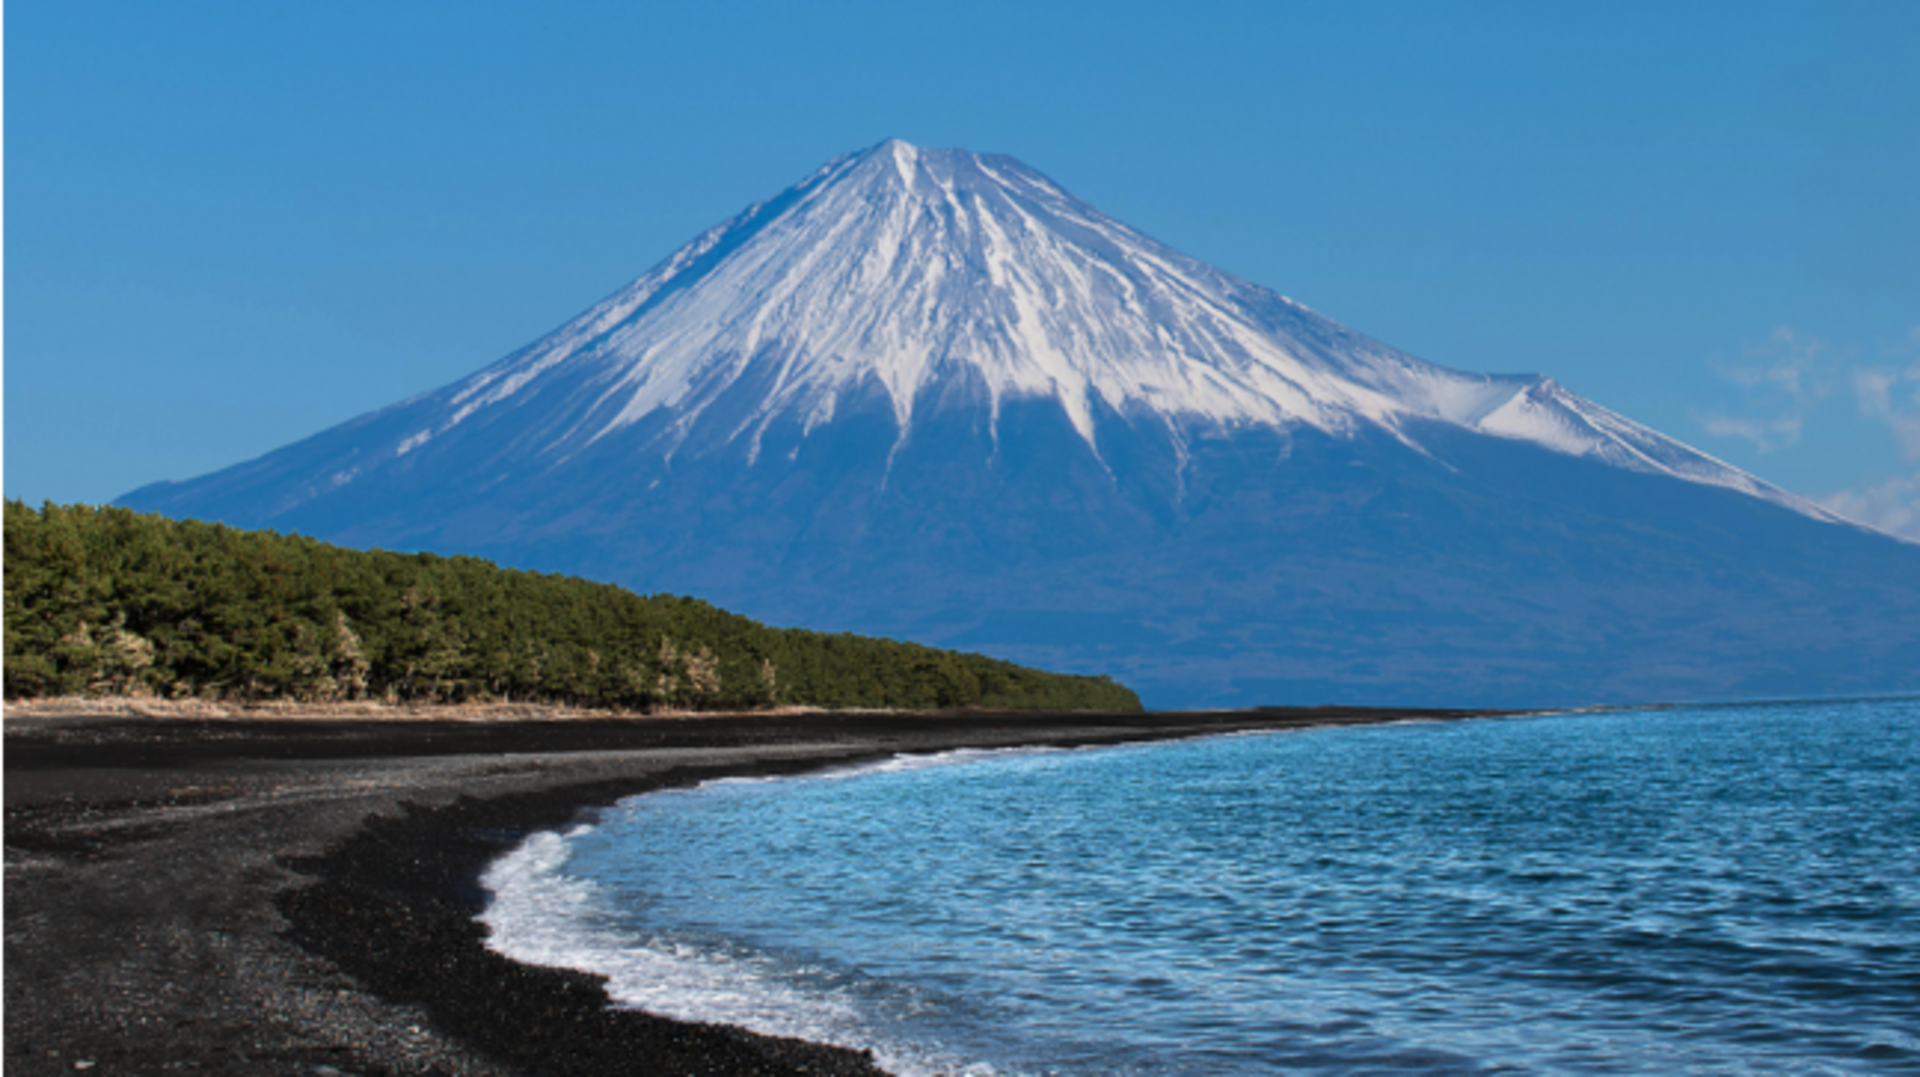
121,380,1920,709
111,139,1920,712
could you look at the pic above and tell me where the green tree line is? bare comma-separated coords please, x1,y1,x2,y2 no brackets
3,501,1140,712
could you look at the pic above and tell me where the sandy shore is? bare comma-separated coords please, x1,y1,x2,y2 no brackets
5,706,1505,1075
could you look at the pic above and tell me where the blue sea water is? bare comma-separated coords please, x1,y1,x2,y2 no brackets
480,700,1920,1074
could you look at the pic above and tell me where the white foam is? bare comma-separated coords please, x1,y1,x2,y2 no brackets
476,829,979,1076
478,734,1394,1076
600,745,1074,808
806,744,1067,782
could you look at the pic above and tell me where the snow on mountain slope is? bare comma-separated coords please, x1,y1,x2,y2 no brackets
115,139,1920,708
361,139,1832,522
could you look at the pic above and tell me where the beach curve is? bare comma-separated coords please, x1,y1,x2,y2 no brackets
4,706,1507,1075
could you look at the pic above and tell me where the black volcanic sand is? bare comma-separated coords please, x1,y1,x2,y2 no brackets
5,706,1506,1075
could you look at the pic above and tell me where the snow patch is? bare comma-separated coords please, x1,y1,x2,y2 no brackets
386,138,1834,527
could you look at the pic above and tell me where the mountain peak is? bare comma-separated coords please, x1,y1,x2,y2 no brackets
835,138,1052,205
116,142,1915,708
403,143,1826,520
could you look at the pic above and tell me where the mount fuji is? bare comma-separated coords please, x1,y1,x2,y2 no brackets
121,139,1920,708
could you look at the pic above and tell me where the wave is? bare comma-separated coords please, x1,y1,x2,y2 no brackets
477,828,992,1076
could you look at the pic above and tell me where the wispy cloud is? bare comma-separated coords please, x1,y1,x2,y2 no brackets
1696,325,1920,462
1822,471,1920,543
1700,326,1920,540
1697,414,1803,451
1850,327,1920,460
1718,326,1836,399
1693,327,1838,453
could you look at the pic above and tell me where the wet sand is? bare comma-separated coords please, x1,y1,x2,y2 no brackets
5,706,1504,1075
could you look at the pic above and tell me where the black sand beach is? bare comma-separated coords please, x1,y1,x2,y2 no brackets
6,707,1502,1075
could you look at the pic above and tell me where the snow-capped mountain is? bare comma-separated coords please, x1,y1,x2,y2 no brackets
314,140,1823,516
121,140,1920,707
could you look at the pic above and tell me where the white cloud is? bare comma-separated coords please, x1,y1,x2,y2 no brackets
1822,471,1920,543
1717,326,1836,401
1697,325,1920,466
1850,327,1920,460
1692,411,1804,453
1695,327,1838,452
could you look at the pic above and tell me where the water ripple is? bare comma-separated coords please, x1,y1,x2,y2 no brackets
483,699,1920,1075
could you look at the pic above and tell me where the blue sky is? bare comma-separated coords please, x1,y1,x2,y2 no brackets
8,1,1918,534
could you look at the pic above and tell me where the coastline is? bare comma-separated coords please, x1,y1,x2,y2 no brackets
5,706,1510,1075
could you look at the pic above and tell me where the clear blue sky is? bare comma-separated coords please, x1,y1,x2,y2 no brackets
8,1,1918,534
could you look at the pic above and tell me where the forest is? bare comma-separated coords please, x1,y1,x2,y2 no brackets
3,501,1141,712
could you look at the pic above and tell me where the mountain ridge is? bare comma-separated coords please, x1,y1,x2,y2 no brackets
132,140,1838,524
120,140,1920,707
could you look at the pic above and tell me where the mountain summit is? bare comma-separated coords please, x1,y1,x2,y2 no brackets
123,140,1919,707
247,139,1824,515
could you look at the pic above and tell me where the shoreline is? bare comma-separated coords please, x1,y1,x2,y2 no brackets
5,706,1513,1075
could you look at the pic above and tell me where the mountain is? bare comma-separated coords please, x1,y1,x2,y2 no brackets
120,139,1920,708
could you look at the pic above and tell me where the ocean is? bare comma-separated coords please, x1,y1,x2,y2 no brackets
479,699,1919,1075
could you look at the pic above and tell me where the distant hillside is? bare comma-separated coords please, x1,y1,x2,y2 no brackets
2,501,1140,712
